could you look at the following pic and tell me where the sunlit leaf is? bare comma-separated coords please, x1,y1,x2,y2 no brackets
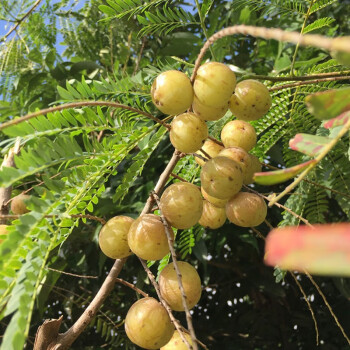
289,133,330,156
323,111,350,129
265,223,350,276
254,160,316,185
305,87,350,120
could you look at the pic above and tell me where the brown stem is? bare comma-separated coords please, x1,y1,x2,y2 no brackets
191,25,350,82
1,0,42,42
115,278,149,298
171,173,188,182
241,71,350,82
208,136,224,146
0,140,20,224
46,268,97,279
153,192,199,350
269,75,350,91
192,153,209,163
199,148,212,160
0,101,170,131
138,258,193,349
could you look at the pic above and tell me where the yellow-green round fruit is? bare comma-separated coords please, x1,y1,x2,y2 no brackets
161,330,193,350
11,194,30,215
229,80,271,121
201,187,227,208
244,154,262,185
159,262,202,311
200,156,243,200
226,192,267,227
98,216,134,259
221,120,257,152
160,182,203,229
193,62,236,107
151,70,194,115
199,200,226,229
195,139,224,167
218,147,251,184
128,214,172,261
0,225,9,244
192,95,228,121
125,297,174,349
170,113,208,153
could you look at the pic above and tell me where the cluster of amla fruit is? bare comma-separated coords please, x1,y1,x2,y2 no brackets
97,62,272,349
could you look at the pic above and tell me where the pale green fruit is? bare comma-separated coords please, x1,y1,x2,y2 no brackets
0,225,9,244
170,113,208,153
128,214,172,261
161,330,193,350
160,182,203,229
221,120,257,152
244,154,262,185
218,147,251,184
229,80,271,121
125,297,174,349
193,62,236,107
11,194,30,215
192,95,228,121
151,70,194,115
200,156,243,200
195,139,224,167
226,192,267,227
99,216,134,259
159,262,202,311
201,187,227,208
199,200,226,229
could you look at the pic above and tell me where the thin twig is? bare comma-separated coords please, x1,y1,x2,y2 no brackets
192,153,209,163
269,75,350,91
133,37,147,75
1,0,42,42
138,258,193,349
152,192,199,350
250,227,266,241
0,101,170,131
0,213,106,225
243,185,313,227
208,136,224,146
191,25,350,82
240,71,350,82
199,148,212,160
171,173,188,182
305,271,350,345
290,273,319,345
115,278,149,298
47,267,98,279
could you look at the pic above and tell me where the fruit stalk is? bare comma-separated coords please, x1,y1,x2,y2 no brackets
153,192,199,350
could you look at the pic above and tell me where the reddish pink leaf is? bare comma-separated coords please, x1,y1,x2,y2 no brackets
265,224,350,276
254,160,316,185
324,111,350,129
289,133,330,157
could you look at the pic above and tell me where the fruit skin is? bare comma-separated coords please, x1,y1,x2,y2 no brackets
98,216,134,259
160,182,203,229
159,262,202,311
195,139,224,167
151,70,194,115
229,79,271,121
199,200,226,229
0,225,9,244
201,187,227,208
11,194,30,215
218,147,251,184
221,120,257,152
192,95,228,121
194,62,236,107
226,192,267,227
161,330,193,350
125,297,174,349
170,113,208,154
128,214,172,261
200,156,243,200
244,154,262,185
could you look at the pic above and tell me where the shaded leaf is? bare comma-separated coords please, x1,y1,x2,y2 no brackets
265,223,350,276
254,160,316,185
305,87,350,120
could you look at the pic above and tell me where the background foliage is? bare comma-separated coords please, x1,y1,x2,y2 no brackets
0,0,350,349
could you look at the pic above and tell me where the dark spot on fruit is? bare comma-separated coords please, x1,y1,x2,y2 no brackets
252,104,255,107
228,176,233,181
